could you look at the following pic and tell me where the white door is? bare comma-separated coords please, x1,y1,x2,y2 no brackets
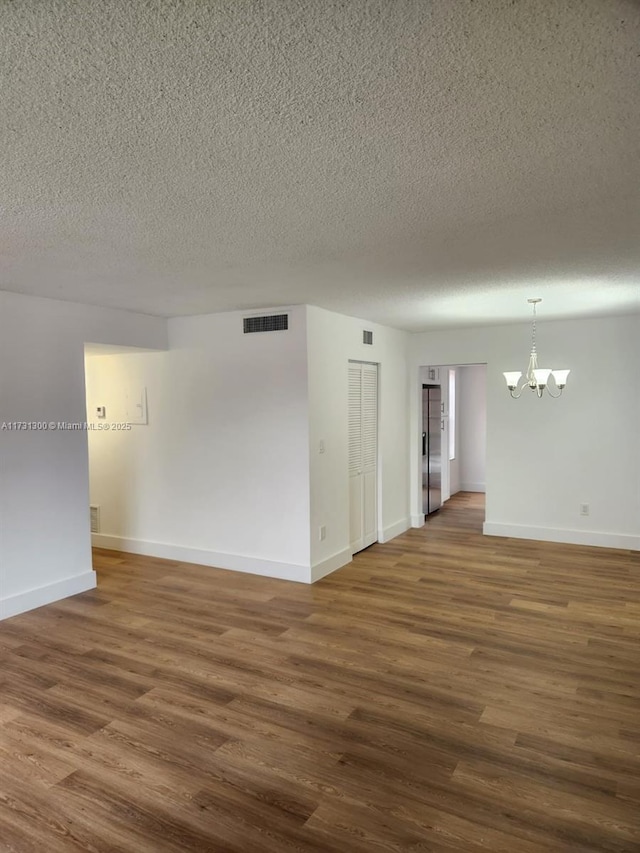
348,361,378,553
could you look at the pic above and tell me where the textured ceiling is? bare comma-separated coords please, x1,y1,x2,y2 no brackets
2,0,639,330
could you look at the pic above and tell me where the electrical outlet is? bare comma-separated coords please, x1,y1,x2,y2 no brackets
580,503,589,516
319,525,326,541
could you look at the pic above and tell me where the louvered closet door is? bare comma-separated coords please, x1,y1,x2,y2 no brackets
348,362,378,554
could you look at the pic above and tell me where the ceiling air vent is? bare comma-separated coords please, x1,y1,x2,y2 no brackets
363,330,373,345
90,505,100,534
243,314,289,334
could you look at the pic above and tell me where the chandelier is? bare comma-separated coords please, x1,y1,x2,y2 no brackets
503,299,570,398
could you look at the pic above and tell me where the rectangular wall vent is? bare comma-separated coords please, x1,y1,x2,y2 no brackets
243,314,289,334
90,505,100,534
363,330,373,345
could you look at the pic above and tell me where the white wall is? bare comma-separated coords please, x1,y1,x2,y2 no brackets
409,313,640,550
86,307,312,582
306,306,410,577
87,304,410,584
458,364,487,492
0,291,168,620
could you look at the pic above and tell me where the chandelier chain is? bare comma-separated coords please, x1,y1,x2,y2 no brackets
531,301,537,354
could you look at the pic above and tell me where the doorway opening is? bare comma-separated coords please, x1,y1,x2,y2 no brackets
83,342,158,563
422,384,442,517
419,363,487,527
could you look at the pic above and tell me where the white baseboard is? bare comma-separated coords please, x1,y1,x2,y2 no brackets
310,548,352,583
0,571,97,621
483,522,640,551
92,534,311,583
411,514,425,528
460,482,486,493
378,517,411,543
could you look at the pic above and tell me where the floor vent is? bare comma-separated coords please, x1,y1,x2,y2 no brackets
243,314,289,333
363,330,373,345
90,505,100,534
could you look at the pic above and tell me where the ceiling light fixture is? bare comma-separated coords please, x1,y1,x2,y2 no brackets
503,298,570,398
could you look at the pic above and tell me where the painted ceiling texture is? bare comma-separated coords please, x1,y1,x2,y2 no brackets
2,0,639,330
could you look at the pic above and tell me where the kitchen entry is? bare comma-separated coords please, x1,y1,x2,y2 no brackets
420,364,487,522
422,384,442,516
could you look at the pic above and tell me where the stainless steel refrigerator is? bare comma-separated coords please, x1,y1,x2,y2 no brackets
422,385,442,515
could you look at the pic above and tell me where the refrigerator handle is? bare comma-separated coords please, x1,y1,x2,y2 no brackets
422,432,426,456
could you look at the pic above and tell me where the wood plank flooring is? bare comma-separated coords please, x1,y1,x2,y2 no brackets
1,492,639,852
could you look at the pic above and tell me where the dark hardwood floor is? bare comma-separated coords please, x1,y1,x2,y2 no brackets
1,492,639,852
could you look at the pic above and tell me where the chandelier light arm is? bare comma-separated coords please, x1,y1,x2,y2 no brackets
508,385,527,399
545,384,564,398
